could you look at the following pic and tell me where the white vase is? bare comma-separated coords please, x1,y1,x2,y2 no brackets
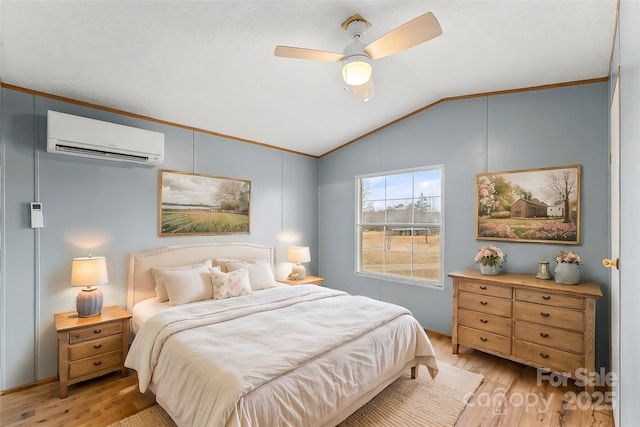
480,264,501,276
554,263,580,285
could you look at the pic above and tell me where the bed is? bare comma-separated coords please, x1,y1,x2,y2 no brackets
125,243,438,427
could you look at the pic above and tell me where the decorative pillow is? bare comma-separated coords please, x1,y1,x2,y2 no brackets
210,268,252,300
151,260,213,302
161,265,219,306
224,258,277,291
211,258,240,273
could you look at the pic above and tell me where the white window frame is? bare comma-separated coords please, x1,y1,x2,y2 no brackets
355,165,444,289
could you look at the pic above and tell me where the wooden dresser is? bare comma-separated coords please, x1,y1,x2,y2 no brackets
449,270,602,392
54,305,131,398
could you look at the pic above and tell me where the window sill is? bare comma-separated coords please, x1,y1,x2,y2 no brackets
356,272,444,290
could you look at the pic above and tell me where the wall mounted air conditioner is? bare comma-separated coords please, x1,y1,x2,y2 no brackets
47,110,164,166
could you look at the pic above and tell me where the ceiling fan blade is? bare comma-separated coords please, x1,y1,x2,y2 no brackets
274,46,344,62
351,78,375,103
364,12,442,60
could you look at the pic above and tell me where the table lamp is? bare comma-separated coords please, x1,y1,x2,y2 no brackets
71,256,108,317
287,246,311,280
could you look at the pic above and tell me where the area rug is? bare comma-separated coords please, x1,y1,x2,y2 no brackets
108,362,483,427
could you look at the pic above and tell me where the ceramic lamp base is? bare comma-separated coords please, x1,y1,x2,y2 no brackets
290,263,307,280
76,286,103,317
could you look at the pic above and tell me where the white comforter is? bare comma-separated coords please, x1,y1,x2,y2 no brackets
126,285,438,427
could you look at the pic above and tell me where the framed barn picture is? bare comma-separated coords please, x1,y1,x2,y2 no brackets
159,170,251,236
476,165,580,244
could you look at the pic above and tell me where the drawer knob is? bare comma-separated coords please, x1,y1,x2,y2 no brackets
93,329,102,334
93,361,102,366
480,337,488,342
540,332,549,338
540,352,549,359
480,319,488,324
480,301,488,306
93,344,102,349
542,296,551,300
479,286,487,290
540,312,550,318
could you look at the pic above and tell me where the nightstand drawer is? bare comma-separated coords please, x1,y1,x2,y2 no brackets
458,308,512,336
459,326,511,355
513,301,584,331
515,288,584,309
69,351,122,380
459,280,512,299
69,321,122,344
514,321,584,353
69,335,123,361
459,292,512,317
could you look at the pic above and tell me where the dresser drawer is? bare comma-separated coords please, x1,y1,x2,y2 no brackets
69,351,122,380
514,321,584,353
458,308,512,336
515,289,584,310
459,280,512,298
513,301,584,331
459,292,512,317
69,321,123,344
458,325,511,355
513,340,584,375
69,335,123,362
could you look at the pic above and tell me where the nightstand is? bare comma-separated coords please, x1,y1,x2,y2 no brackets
54,305,131,398
277,275,324,286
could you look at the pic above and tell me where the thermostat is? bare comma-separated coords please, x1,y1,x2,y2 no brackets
30,202,44,228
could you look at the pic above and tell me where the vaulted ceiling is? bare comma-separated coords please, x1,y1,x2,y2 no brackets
1,1,617,157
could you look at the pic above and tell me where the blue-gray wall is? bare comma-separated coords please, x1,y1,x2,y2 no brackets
318,82,610,372
0,88,318,390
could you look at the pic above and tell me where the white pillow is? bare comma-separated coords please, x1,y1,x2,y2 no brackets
162,265,219,306
210,268,252,300
212,258,238,273
151,260,212,302
224,258,276,291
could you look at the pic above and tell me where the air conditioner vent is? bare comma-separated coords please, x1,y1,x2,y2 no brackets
47,110,164,166
54,143,151,162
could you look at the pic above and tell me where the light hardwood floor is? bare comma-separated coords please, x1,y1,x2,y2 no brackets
0,331,614,426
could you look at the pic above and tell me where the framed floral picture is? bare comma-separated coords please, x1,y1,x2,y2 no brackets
158,170,251,236
476,165,580,244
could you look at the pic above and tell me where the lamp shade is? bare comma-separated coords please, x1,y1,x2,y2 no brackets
71,256,109,286
288,246,311,263
342,56,372,86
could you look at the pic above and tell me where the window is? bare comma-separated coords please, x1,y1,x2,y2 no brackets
356,165,443,288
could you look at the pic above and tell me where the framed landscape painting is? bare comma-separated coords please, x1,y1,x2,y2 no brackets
476,165,580,244
159,170,251,236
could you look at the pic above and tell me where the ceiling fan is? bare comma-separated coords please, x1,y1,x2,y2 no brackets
274,12,442,102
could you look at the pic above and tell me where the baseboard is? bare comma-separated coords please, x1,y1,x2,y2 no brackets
0,376,57,396
424,328,451,338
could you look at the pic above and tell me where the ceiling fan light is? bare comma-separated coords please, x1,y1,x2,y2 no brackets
352,78,375,103
342,57,372,86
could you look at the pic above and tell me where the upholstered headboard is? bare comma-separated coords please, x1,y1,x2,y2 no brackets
127,243,275,312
